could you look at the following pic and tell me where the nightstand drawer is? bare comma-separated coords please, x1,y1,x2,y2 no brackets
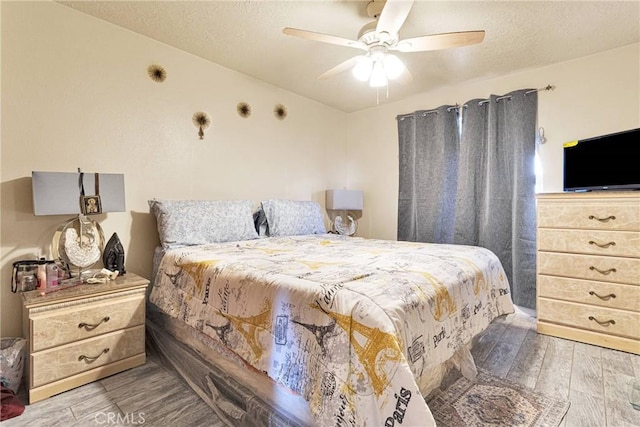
537,275,639,311
31,325,145,387
31,293,145,352
538,298,640,340
537,228,640,258
538,252,640,284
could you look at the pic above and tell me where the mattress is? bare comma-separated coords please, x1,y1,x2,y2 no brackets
149,234,514,426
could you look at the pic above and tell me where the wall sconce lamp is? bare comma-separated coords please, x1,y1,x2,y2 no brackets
325,189,364,236
32,170,126,278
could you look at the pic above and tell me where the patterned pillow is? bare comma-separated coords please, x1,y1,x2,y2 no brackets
260,199,327,236
149,199,259,248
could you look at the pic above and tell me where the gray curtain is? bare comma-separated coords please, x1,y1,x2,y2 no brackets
397,89,538,308
397,106,459,243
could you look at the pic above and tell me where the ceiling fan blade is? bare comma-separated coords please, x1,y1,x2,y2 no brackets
318,56,362,80
376,0,415,36
392,30,486,53
283,27,367,51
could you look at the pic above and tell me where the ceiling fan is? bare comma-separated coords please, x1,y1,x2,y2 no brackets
283,0,485,87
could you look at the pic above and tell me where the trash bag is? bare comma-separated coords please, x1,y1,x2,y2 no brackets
0,338,26,394
1,385,25,421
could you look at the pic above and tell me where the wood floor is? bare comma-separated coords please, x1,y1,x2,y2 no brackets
2,352,223,427
3,312,639,426
470,311,640,427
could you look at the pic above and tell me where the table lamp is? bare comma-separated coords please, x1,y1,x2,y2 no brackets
32,170,125,278
325,189,363,236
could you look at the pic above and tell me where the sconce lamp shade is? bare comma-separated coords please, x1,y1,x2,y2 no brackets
325,189,363,211
32,171,126,216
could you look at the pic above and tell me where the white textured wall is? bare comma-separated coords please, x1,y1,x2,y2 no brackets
346,44,640,240
0,2,348,337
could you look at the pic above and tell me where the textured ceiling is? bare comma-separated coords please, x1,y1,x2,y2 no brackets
57,1,640,113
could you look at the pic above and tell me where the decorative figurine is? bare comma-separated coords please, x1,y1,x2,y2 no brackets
192,112,211,140
103,232,126,274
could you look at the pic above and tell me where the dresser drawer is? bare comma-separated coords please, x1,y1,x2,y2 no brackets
537,229,640,258
31,293,145,352
538,252,640,284
538,275,639,311
538,298,640,340
538,201,640,231
31,325,145,387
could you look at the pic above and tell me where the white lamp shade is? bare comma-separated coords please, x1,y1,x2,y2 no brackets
352,56,373,82
325,189,364,211
384,54,405,80
32,171,126,215
369,60,387,87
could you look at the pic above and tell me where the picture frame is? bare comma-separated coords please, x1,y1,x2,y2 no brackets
80,195,102,215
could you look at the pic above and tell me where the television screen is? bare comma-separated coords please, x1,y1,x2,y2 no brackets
563,128,640,192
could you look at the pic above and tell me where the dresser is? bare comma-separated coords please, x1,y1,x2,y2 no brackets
536,192,640,354
22,272,149,403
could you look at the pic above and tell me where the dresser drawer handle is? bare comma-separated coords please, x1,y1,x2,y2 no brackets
588,316,615,327
589,266,617,275
78,347,110,363
78,317,110,331
588,240,616,249
588,291,616,301
588,215,616,222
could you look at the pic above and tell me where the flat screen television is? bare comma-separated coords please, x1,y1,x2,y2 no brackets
563,128,640,192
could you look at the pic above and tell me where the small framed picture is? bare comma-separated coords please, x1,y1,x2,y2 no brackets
81,195,102,215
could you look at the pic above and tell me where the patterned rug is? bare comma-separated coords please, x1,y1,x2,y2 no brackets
426,370,570,427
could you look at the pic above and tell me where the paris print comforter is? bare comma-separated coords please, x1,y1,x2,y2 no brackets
149,234,514,426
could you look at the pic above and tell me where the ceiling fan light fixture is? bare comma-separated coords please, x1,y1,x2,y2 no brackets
383,54,405,80
352,56,373,81
369,60,387,87
283,0,487,93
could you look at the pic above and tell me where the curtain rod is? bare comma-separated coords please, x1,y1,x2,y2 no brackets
525,84,555,95
476,84,555,106
397,85,555,120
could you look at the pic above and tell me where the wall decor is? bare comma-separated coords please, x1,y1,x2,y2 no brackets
237,102,251,118
192,112,211,140
147,64,167,83
274,104,288,120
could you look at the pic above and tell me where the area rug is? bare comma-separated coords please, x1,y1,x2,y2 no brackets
426,370,570,427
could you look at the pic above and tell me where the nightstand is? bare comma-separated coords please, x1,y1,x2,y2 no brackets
21,272,149,403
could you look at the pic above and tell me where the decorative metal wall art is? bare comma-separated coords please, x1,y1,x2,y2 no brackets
237,102,251,118
147,64,167,83
192,112,211,140
274,104,288,120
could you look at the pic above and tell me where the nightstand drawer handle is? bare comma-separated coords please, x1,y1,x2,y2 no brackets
78,347,110,363
588,291,616,300
78,316,110,331
588,215,616,222
588,316,615,327
589,266,616,275
588,240,616,249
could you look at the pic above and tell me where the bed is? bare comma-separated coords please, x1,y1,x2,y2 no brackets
146,199,514,426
